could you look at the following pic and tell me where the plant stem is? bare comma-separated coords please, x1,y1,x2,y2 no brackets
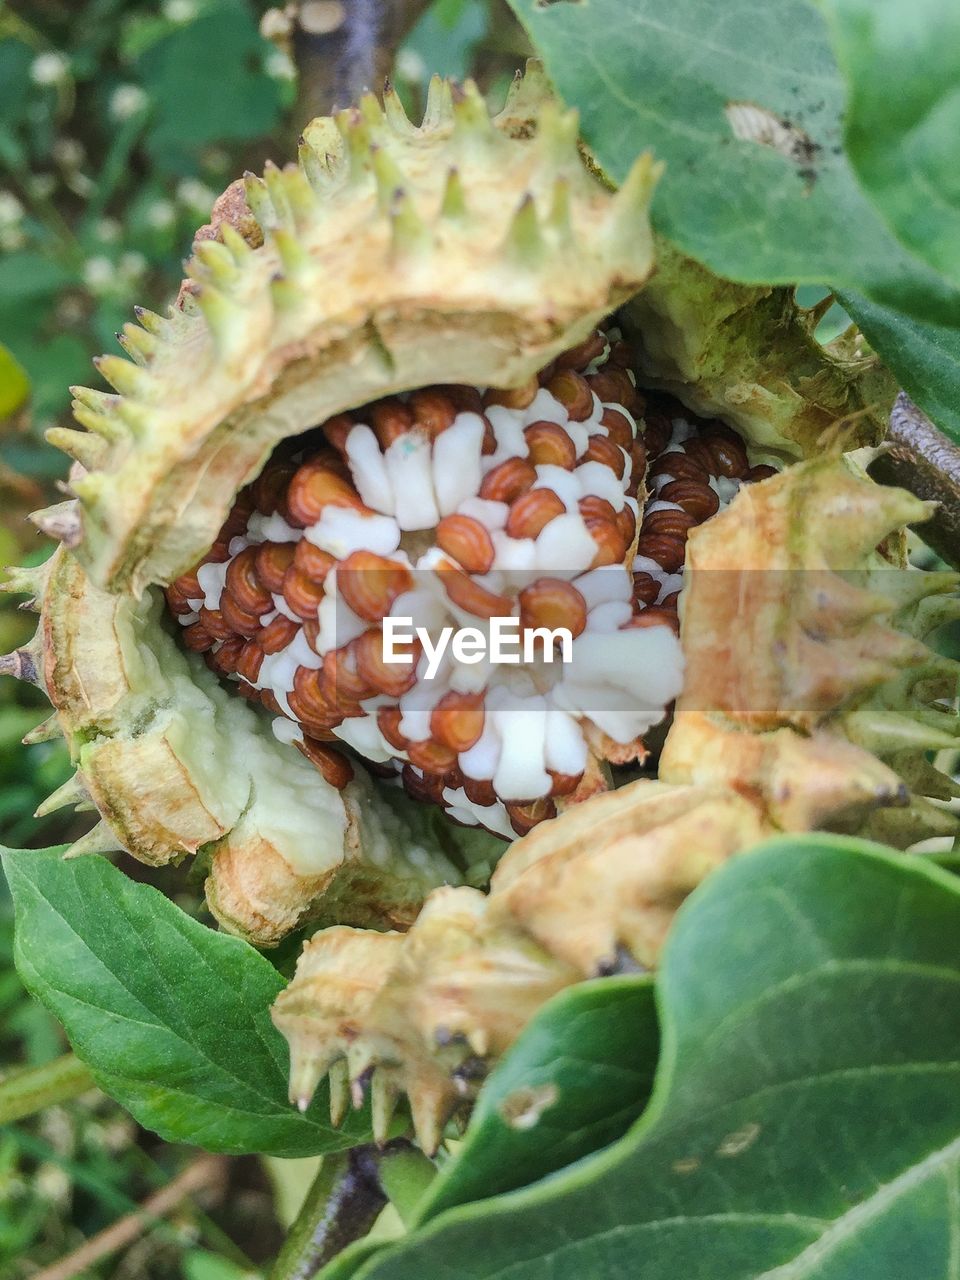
0,1052,96,1125
292,0,432,123
269,1146,388,1280
28,1153,225,1280
870,392,960,570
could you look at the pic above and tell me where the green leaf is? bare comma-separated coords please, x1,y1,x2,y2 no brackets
839,289,960,446
413,975,657,1227
819,0,960,288
506,0,960,328
183,1250,254,1280
1,846,370,1157
348,836,960,1280
138,0,282,172
0,342,29,419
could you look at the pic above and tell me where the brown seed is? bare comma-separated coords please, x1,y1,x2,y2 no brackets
182,622,215,653
337,550,413,623
632,572,661,606
410,388,457,437
199,606,234,641
585,518,628,568
294,539,336,583
549,770,583,797
205,540,231,565
221,487,255,540
481,416,498,455
321,413,355,457
356,627,420,697
220,591,263,638
171,567,203,599
402,763,446,806
236,639,265,683
323,640,376,704
292,666,342,725
462,775,497,807
641,508,698,540
507,796,556,835
546,369,593,421
631,440,647,484
553,329,606,372
377,705,410,751
205,635,245,675
618,503,638,546
640,410,672,458
287,461,366,526
578,495,618,524
254,461,297,516
600,407,635,452
635,533,686,574
506,489,566,539
443,385,484,415
518,578,587,639
687,434,749,479
587,367,639,413
440,563,513,620
625,606,680,636
523,421,577,470
302,617,321,652
165,584,193,616
297,736,354,788
659,479,720,522
583,434,626,478
257,613,300,654
479,457,537,503
255,541,296,594
225,546,273,615
746,464,779,483
430,691,485,752
435,515,495,574
369,397,414,448
260,689,284,717
483,378,539,410
406,736,459,775
283,566,327,620
702,420,746,445
648,451,710,485
607,339,633,368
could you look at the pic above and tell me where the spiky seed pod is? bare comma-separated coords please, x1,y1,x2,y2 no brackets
1,66,955,1152
274,454,958,1148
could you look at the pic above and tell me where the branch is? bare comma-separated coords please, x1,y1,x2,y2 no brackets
869,392,960,570
29,1154,226,1280
269,1145,389,1280
0,1053,96,1125
290,0,433,121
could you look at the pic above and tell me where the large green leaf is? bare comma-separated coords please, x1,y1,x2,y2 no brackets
413,976,657,1227
506,0,960,442
819,0,960,287
348,836,960,1280
839,289,960,446
138,0,282,171
507,0,960,328
1,846,370,1157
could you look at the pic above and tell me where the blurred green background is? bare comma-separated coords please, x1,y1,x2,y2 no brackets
0,2,523,1275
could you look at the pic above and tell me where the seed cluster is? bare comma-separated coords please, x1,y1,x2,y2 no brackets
164,327,774,838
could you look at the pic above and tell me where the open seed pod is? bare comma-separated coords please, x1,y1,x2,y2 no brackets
3,65,958,1153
